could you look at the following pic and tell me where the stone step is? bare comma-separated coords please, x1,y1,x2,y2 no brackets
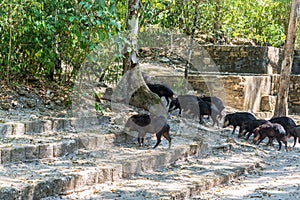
0,158,122,199
0,132,125,164
41,135,264,200
0,133,201,199
0,116,110,137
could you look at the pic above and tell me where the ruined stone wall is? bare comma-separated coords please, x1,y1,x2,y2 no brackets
289,75,300,114
146,45,300,115
200,45,300,115
202,45,282,74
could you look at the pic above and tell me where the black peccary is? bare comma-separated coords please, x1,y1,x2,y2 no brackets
168,95,219,126
253,122,288,151
168,97,181,113
200,96,225,119
147,83,174,106
198,100,220,126
269,116,296,134
223,112,256,135
239,119,270,139
124,114,171,149
168,95,199,114
285,125,300,147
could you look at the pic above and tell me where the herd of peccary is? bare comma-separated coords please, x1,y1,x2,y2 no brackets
223,113,298,151
124,83,300,151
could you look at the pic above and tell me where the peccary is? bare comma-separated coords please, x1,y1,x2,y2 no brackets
286,125,300,147
239,119,270,139
168,95,199,115
147,83,174,106
198,100,220,126
124,114,171,148
223,112,256,135
269,116,296,134
253,122,288,151
200,96,225,119
168,95,220,126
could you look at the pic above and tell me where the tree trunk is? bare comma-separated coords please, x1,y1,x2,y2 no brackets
123,0,140,74
118,0,166,115
273,0,300,117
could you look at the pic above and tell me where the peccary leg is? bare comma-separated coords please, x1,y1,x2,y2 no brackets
245,132,252,140
257,136,267,146
266,137,274,146
211,114,218,127
283,140,288,151
162,126,171,149
276,139,282,151
293,136,297,147
165,97,170,106
137,137,144,147
153,132,162,149
137,138,141,146
231,126,237,135
153,125,171,149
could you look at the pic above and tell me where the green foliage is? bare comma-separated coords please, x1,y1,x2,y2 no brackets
0,0,296,86
143,0,290,47
0,0,121,82
95,102,105,115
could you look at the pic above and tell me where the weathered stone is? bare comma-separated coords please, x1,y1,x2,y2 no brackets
25,120,52,134
60,176,76,194
0,187,19,200
25,145,39,160
10,146,26,163
39,144,54,158
25,98,36,108
53,140,77,157
0,124,13,137
260,95,276,112
10,122,25,136
1,148,11,163
0,103,10,111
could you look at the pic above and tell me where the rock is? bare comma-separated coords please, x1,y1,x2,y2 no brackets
16,88,27,96
11,100,18,107
160,57,170,63
25,98,36,108
0,102,10,110
260,95,276,112
46,90,52,98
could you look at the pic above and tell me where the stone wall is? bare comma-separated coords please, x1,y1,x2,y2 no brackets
146,45,300,115
202,45,300,75
202,45,282,74
289,75,300,114
200,45,300,115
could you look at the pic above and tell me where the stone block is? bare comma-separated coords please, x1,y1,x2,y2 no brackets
33,180,53,199
25,145,39,160
0,124,12,137
0,187,19,200
0,148,11,164
12,123,25,136
60,176,76,194
25,120,53,134
42,120,53,133
53,140,77,157
86,136,97,149
10,146,26,163
78,136,88,149
19,184,34,200
260,95,276,112
25,121,42,134
39,144,54,158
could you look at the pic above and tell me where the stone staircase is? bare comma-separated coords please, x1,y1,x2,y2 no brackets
0,116,263,200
